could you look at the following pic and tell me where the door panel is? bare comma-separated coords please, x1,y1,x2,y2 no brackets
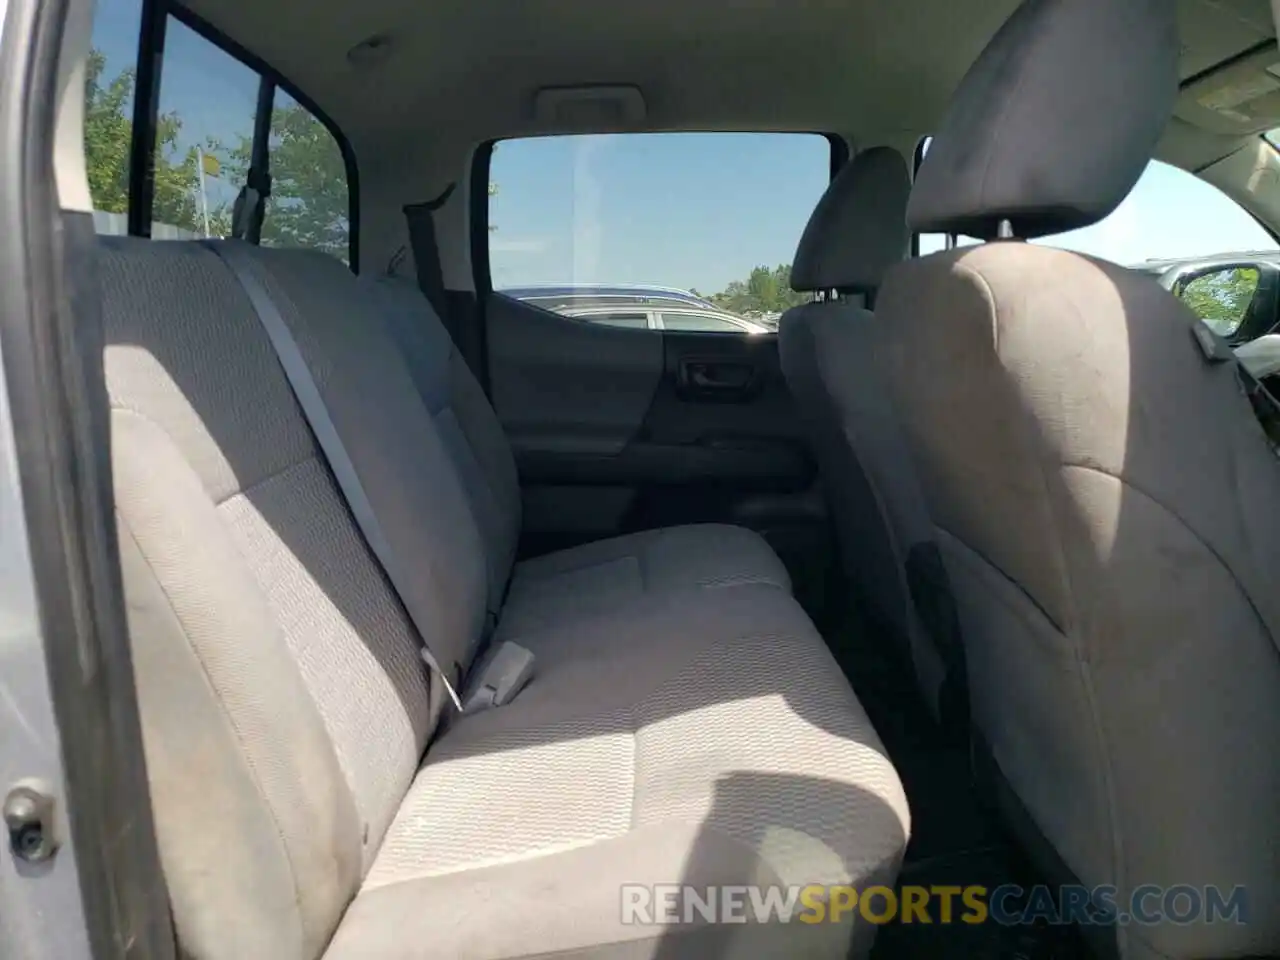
488,293,663,457
486,293,832,610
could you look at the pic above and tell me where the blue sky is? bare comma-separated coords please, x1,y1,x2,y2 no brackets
93,0,259,210
924,157,1278,264
490,134,833,293
492,133,1279,293
91,0,1278,286
1048,159,1278,261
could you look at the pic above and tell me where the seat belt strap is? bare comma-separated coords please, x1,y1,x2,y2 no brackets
403,186,456,339
401,186,490,393
202,240,464,711
230,172,270,242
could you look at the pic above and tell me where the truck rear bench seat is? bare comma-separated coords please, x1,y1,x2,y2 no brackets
100,237,909,960
365,274,796,642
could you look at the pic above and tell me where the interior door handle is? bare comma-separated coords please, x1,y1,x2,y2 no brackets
678,359,759,399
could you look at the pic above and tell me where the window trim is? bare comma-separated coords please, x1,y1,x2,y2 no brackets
126,0,166,238
121,0,361,268
909,135,927,257
656,310,763,335
475,131,846,295
470,139,495,297
563,308,656,330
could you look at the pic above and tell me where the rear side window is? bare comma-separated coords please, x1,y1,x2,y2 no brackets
586,312,650,329
85,0,353,263
149,16,258,240
659,312,746,334
259,90,351,259
83,0,143,238
487,133,832,332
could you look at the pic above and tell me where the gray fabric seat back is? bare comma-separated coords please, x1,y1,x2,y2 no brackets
779,148,946,710
102,237,490,958
366,277,522,615
878,2,1280,959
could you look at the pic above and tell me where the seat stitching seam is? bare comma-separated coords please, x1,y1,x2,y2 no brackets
110,401,315,508
1060,463,1278,647
948,261,1124,901
215,455,323,508
936,526,1057,631
936,527,1126,911
521,548,640,582
363,821,770,892
363,834,624,890
117,516,312,949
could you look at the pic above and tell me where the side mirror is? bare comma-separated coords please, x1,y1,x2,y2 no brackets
1174,265,1261,342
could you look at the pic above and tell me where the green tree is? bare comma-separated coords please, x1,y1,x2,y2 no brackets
83,50,131,215
1182,266,1259,338
212,101,350,258
85,52,351,253
709,263,809,316
746,265,781,311
711,280,750,313
83,49,203,233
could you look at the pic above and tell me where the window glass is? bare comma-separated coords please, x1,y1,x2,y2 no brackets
915,134,1275,266
85,0,144,235
489,133,830,333
913,135,1280,344
582,312,650,329
152,17,259,239
260,89,351,262
1039,161,1277,341
85,2,352,262
1036,161,1275,264
660,313,744,333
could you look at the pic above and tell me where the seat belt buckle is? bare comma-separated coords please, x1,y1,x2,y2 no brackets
419,648,465,712
461,641,535,714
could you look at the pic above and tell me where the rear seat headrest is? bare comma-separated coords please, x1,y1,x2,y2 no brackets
908,0,1178,241
790,146,910,294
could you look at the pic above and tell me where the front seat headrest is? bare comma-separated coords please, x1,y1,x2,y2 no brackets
791,146,910,294
909,0,1178,240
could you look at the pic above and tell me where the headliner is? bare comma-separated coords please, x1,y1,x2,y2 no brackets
181,0,1277,154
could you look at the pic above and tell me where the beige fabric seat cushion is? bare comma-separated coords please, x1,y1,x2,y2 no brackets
328,584,909,960
880,243,1280,960
275,265,795,658
498,524,791,642
103,237,909,960
371,277,795,638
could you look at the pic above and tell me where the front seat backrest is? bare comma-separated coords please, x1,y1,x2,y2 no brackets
779,148,951,715
877,2,1280,959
